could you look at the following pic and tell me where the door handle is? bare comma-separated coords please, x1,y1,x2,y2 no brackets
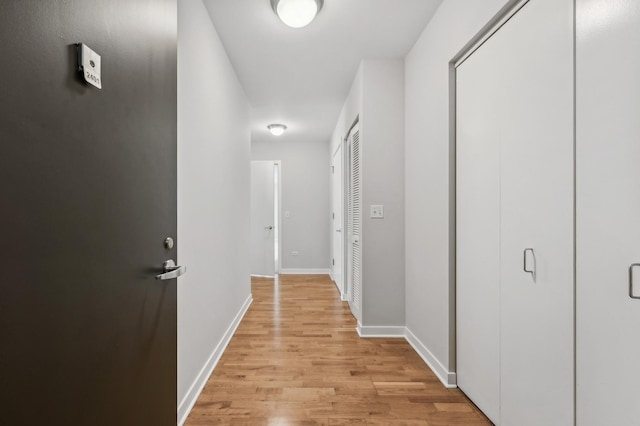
156,259,186,280
336,229,342,233
629,264,640,299
523,248,536,281
265,226,273,230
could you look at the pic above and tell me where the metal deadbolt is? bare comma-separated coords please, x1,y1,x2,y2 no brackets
164,237,174,250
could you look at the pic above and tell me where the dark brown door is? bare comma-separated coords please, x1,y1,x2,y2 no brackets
0,1,177,424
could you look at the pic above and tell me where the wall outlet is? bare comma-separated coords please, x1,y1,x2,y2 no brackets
370,204,384,219
285,210,291,218
291,251,299,256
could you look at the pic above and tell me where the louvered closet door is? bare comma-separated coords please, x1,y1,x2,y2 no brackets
347,125,362,320
456,0,574,424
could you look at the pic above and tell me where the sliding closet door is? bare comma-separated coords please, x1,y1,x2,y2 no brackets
576,1,640,424
457,1,574,424
498,1,574,424
456,35,502,425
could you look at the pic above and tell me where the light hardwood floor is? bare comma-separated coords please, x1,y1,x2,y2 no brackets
185,274,491,425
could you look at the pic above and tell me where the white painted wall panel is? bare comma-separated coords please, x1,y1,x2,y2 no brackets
177,0,251,411
405,0,511,379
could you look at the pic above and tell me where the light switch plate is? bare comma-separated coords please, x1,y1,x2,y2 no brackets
78,43,102,89
370,205,384,219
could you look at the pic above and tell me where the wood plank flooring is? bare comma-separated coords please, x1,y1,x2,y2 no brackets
185,275,491,425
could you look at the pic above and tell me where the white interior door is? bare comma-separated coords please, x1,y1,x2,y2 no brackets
251,161,275,277
456,1,574,424
332,145,344,296
576,1,640,424
346,124,361,320
499,3,574,425
456,30,502,424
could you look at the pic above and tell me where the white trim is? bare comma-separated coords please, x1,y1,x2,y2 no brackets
329,272,346,300
250,274,274,279
177,294,253,425
279,268,332,275
405,327,457,389
341,293,348,302
356,323,405,338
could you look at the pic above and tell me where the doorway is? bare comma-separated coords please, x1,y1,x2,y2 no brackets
331,145,345,298
250,161,281,277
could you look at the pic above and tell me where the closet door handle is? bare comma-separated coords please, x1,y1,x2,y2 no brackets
524,248,536,281
629,263,640,299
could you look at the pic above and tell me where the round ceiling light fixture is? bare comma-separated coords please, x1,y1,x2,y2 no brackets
271,0,324,29
268,124,287,136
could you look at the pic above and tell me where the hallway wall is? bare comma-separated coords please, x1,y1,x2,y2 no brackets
331,59,406,328
177,0,251,421
404,0,511,384
251,139,331,272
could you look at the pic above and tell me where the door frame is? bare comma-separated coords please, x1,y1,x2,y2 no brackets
331,143,346,300
273,160,282,275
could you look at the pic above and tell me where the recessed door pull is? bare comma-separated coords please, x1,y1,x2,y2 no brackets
524,248,536,282
156,259,186,280
629,264,640,299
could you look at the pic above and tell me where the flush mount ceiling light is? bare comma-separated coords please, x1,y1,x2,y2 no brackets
271,0,324,28
268,124,287,136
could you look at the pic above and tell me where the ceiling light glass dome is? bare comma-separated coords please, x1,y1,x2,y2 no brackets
271,0,324,28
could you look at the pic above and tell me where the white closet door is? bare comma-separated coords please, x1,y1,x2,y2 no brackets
332,145,344,295
347,125,361,320
576,1,640,424
498,1,574,424
456,33,502,424
457,0,574,424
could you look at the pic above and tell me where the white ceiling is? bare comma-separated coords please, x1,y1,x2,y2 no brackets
203,0,443,144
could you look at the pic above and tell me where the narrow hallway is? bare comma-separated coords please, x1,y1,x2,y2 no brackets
186,275,489,425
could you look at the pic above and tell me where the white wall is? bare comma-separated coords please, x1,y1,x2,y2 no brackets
404,0,511,382
331,59,406,328
251,139,330,271
177,0,251,422
361,60,406,327
331,64,362,156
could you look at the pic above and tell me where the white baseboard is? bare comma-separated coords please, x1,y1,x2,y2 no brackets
279,268,332,275
177,294,253,425
250,274,274,278
356,323,406,338
341,293,348,302
404,327,457,388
